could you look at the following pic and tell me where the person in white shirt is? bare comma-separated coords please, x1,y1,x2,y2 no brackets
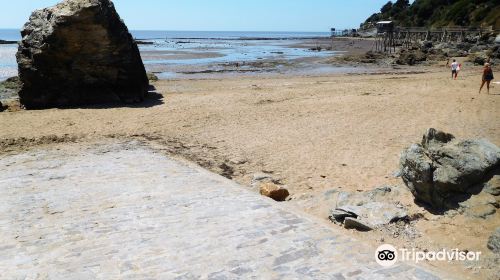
451,59,459,80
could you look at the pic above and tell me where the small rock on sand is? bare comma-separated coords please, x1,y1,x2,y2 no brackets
253,173,273,181
330,209,357,222
251,172,276,189
344,217,373,232
229,157,247,165
260,183,289,202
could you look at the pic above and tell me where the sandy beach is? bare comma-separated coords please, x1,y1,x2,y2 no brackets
2,67,498,184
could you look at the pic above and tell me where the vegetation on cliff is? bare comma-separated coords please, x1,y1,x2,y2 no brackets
363,0,500,29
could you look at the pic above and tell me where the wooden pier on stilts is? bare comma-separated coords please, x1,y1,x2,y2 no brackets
373,22,495,53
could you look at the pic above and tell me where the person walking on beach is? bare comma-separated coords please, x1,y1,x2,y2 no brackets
451,59,459,80
479,63,494,94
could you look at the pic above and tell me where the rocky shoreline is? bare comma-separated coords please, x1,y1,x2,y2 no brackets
331,34,500,67
0,39,17,44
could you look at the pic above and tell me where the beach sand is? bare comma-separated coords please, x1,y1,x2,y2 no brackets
1,66,499,278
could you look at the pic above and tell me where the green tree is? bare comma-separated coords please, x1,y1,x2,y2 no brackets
363,0,500,28
381,1,393,14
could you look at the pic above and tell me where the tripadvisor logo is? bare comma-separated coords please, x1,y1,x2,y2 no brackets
376,244,398,267
375,244,481,267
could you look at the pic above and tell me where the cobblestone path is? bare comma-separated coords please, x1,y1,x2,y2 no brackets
0,142,447,279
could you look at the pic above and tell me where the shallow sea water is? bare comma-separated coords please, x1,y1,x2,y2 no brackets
0,29,352,81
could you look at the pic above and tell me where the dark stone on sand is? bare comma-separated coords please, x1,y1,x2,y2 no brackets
470,52,489,66
420,41,433,53
344,217,373,231
17,0,148,109
396,49,427,65
330,209,357,222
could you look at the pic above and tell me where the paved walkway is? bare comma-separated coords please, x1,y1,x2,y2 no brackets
0,141,445,279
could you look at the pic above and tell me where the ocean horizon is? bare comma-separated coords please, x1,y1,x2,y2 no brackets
0,28,336,81
1,29,330,41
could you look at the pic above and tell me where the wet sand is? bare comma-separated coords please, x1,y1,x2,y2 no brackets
140,50,226,61
139,37,379,79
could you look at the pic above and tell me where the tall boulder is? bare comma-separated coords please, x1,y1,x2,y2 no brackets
16,0,149,109
400,128,500,209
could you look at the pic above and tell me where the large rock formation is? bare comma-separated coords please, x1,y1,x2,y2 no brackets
400,128,500,209
16,0,148,109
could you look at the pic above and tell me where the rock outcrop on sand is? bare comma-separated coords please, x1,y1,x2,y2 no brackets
400,128,500,209
17,0,148,109
329,186,409,231
0,77,21,101
395,48,427,65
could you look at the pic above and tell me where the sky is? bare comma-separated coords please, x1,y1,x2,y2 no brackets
0,0,391,32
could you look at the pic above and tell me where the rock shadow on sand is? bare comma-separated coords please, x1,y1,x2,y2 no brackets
64,85,165,110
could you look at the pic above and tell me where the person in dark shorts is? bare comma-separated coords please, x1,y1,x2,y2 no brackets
450,59,459,79
479,63,494,94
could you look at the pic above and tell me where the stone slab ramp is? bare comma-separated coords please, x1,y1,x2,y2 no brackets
0,141,446,279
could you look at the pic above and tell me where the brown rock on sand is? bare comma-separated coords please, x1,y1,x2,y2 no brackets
260,183,290,202
16,0,149,109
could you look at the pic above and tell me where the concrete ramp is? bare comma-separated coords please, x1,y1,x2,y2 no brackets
0,141,444,279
